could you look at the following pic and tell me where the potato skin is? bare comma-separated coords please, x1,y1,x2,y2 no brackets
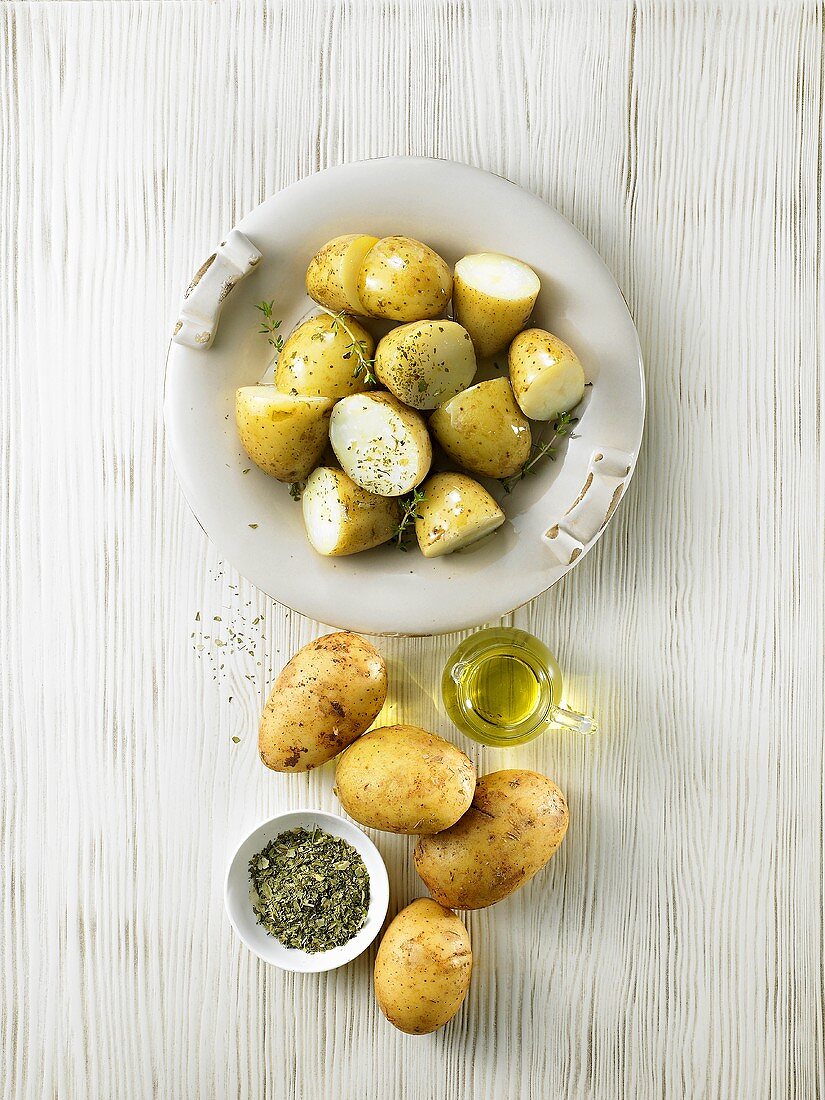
334,725,476,834
276,313,374,399
305,233,378,313
508,328,585,421
302,467,400,556
374,899,472,1034
357,236,452,321
414,472,505,557
429,377,531,479
452,253,540,358
374,320,477,410
259,632,387,772
413,770,569,909
235,387,334,482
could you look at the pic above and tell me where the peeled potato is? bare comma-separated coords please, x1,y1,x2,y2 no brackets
453,253,540,358
415,473,504,557
329,392,432,497
374,899,472,1034
508,328,586,421
235,386,333,482
374,320,476,410
275,313,374,399
357,236,452,321
429,377,531,480
302,467,400,556
305,233,378,314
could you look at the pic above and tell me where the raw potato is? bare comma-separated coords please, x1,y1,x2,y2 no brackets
453,253,541,358
508,328,586,421
305,233,378,313
374,899,472,1034
235,386,333,482
329,392,432,496
302,467,400,557
259,632,387,772
415,473,505,558
429,377,531,479
357,236,452,321
334,725,476,834
275,313,374,399
374,320,476,410
413,770,569,909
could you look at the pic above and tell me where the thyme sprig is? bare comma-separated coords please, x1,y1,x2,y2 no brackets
318,309,378,386
499,411,578,494
393,488,426,550
288,481,305,502
255,300,284,352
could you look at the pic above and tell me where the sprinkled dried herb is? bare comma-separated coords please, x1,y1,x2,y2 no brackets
249,827,369,952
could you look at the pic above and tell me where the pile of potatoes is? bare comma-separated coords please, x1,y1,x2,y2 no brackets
235,234,587,558
258,631,570,1035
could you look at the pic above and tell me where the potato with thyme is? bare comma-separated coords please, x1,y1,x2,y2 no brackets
275,313,374,399
374,320,476,410
357,236,452,321
259,632,387,772
414,472,505,557
305,233,379,313
329,392,432,496
429,377,531,480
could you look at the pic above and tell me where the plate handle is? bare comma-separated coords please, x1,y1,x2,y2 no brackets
543,448,634,565
171,230,262,350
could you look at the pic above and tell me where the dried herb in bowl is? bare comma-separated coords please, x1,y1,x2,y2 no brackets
248,827,370,953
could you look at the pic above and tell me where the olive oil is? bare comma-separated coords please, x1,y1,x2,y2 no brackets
442,627,596,747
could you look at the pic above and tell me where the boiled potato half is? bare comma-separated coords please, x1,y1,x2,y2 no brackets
415,472,505,557
235,386,333,482
452,252,540,358
329,392,432,496
374,899,472,1035
374,320,476,410
259,632,387,772
357,236,452,321
509,328,586,421
302,467,400,557
305,233,378,314
275,313,374,399
429,377,531,480
334,725,476,834
413,769,569,909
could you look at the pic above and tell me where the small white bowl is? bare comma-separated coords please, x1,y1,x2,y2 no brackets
225,809,389,973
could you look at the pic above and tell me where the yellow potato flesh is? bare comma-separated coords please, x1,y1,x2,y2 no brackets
453,252,540,358
302,467,400,556
276,313,374,399
357,236,452,321
235,387,333,482
305,233,378,314
374,899,472,1034
509,328,586,421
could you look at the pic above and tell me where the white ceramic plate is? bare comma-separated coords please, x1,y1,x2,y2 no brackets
165,158,644,635
225,810,389,973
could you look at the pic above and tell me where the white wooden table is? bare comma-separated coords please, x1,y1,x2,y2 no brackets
2,2,823,1097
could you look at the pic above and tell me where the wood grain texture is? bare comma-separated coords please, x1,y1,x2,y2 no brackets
1,1,823,1097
